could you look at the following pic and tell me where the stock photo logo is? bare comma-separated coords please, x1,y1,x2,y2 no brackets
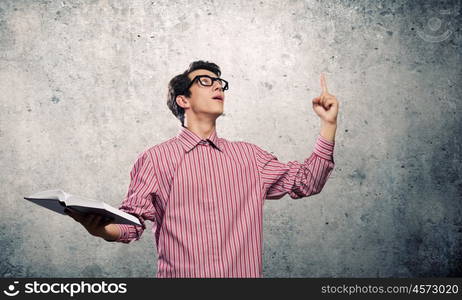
1,280,128,297
415,1,460,42
3,281,20,297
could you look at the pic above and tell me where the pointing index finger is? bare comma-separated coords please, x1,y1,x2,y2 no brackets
321,73,328,95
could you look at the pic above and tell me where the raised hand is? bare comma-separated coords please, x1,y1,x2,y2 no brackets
312,73,339,125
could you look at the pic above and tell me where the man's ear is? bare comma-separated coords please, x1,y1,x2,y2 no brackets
176,95,190,109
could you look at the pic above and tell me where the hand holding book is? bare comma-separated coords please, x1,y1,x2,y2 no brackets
24,189,141,242
64,208,120,241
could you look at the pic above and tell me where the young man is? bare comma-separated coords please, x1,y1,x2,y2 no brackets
66,60,339,278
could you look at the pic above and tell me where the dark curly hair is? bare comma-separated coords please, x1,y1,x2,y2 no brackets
167,60,222,127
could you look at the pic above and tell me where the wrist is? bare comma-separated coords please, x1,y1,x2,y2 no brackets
321,120,337,127
320,121,337,142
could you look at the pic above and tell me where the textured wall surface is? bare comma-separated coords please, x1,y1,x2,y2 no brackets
1,0,461,277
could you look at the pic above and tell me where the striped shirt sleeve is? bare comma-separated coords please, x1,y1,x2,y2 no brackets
110,150,159,243
254,134,335,200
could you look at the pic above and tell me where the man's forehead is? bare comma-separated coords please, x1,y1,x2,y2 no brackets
188,69,218,79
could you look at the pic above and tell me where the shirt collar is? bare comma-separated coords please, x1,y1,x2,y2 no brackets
177,125,222,153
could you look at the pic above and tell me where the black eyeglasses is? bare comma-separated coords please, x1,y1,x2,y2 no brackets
185,75,229,92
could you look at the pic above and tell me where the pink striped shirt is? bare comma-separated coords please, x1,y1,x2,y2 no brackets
111,126,335,278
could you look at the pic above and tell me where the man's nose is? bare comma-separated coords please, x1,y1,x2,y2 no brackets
212,80,222,91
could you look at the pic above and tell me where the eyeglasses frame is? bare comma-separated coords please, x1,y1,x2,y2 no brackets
184,75,229,93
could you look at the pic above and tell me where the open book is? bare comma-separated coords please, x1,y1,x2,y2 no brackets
24,189,141,226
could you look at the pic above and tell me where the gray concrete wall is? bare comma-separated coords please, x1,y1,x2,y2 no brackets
1,0,460,277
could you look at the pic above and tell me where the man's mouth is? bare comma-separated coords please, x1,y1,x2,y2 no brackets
212,96,224,101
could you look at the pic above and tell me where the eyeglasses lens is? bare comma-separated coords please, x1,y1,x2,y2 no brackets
203,77,227,88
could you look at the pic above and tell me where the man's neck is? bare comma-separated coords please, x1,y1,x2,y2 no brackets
184,120,216,140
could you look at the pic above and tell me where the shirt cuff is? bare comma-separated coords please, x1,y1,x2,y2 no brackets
313,134,335,161
109,224,141,243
